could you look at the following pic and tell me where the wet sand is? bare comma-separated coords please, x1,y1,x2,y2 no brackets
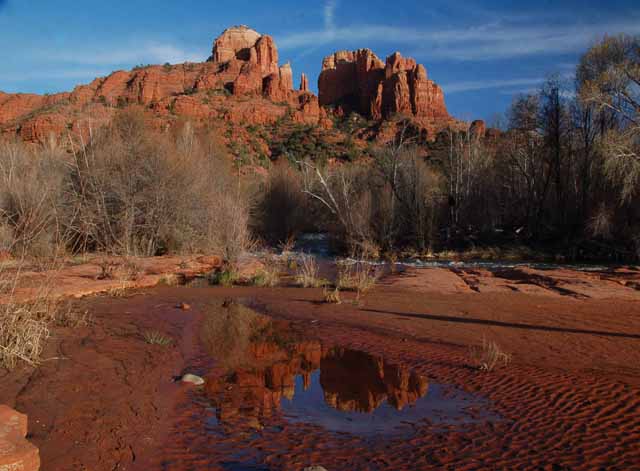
1,264,639,470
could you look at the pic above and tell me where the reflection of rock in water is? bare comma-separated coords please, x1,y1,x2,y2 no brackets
206,338,322,431
320,347,428,413
200,301,272,370
203,303,429,432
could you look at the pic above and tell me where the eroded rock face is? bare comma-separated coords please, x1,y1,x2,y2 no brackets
300,73,309,92
210,25,263,63
319,49,450,124
207,26,291,101
0,405,40,471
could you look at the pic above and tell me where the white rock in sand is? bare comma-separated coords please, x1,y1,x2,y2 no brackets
180,374,205,385
304,467,328,471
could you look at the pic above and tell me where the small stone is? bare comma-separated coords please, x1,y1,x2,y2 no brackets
176,302,191,311
180,374,205,386
304,467,328,471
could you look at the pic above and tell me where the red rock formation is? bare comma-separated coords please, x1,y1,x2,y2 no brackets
18,113,68,143
253,35,280,77
0,25,472,147
0,405,40,471
319,48,455,137
0,92,69,124
300,73,309,92
0,26,318,144
263,63,294,102
210,25,262,63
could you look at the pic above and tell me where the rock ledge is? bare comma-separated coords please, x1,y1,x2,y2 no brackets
0,405,40,471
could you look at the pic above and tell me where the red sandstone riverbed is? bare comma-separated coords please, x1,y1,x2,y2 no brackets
1,263,639,470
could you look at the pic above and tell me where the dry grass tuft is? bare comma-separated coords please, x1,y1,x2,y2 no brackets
295,254,321,288
0,257,75,369
55,302,92,328
158,273,181,286
0,288,62,369
337,261,379,301
0,305,51,369
323,286,341,304
469,337,512,372
142,330,173,346
96,259,116,280
97,258,141,282
386,252,399,274
252,263,280,287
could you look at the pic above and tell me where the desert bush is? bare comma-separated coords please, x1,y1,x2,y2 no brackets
0,111,254,261
337,261,379,301
204,189,254,264
63,108,194,255
469,337,512,372
96,258,140,281
251,263,280,287
257,165,306,244
295,254,321,287
0,138,67,257
62,110,253,259
0,259,74,369
209,268,237,286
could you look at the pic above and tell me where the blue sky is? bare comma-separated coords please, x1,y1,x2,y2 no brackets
1,0,639,121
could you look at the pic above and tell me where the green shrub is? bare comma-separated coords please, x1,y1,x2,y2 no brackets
209,269,237,286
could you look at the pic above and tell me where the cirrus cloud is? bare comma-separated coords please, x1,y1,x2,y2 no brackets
277,6,640,62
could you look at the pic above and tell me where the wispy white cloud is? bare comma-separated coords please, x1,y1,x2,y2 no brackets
277,16,640,61
48,42,205,66
289,1,337,62
1,41,206,92
444,70,577,94
0,69,111,82
324,0,337,32
443,77,546,94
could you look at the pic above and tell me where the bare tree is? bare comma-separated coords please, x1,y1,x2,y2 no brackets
297,158,374,254
0,138,66,256
63,108,252,259
539,76,571,227
577,34,640,201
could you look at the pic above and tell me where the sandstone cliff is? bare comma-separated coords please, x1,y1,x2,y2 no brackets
319,49,460,138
